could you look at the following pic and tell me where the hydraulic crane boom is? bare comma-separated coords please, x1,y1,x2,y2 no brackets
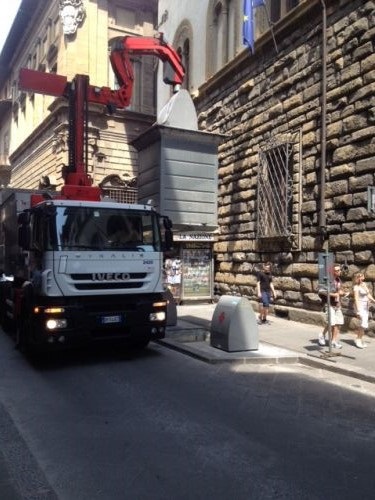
18,33,185,201
109,33,185,108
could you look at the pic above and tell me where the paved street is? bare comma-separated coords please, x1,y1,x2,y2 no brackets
0,318,375,500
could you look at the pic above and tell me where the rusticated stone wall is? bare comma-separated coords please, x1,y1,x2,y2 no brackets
195,0,375,329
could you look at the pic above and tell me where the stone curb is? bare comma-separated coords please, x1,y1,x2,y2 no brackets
159,335,375,385
299,355,375,384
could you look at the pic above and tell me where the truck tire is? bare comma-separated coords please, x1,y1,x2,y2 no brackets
15,317,43,361
131,338,150,350
0,282,15,334
1,313,15,334
15,317,31,354
16,284,37,356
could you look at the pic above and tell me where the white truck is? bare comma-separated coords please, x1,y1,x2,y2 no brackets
0,188,172,353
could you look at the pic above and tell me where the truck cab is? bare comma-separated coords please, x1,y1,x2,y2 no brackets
0,193,172,353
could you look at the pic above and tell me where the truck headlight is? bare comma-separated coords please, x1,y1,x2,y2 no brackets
46,318,67,330
149,311,166,322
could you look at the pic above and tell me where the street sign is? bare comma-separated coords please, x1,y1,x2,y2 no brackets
318,252,334,288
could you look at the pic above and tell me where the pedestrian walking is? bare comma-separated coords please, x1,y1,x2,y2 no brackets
318,265,347,348
352,272,375,349
317,288,329,346
256,262,276,324
318,323,329,347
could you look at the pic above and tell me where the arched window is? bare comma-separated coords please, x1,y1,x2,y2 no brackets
174,20,193,92
178,39,190,90
206,0,242,78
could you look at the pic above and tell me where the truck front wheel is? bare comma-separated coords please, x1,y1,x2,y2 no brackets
0,283,15,334
131,338,150,350
15,318,31,354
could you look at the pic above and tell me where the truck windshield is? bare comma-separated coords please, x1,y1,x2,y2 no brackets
49,206,161,251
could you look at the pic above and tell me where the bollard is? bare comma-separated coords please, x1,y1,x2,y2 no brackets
210,295,258,351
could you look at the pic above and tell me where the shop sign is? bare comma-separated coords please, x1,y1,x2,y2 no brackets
174,232,215,242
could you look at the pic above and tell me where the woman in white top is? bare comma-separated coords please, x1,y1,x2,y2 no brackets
353,272,375,348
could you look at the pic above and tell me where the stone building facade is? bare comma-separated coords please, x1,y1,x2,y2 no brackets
0,0,158,200
158,0,375,329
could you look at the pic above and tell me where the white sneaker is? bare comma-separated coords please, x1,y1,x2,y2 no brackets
318,334,326,346
332,341,343,349
354,339,367,349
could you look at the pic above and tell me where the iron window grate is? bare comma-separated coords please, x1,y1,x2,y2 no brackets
257,141,294,239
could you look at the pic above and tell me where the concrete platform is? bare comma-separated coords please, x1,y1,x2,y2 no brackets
160,338,300,365
160,303,375,384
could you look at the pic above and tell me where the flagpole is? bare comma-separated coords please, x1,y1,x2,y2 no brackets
259,1,279,54
243,0,279,55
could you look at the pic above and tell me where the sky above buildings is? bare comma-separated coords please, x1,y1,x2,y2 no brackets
0,0,22,52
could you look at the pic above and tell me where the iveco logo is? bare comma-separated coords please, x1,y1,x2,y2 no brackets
92,273,130,281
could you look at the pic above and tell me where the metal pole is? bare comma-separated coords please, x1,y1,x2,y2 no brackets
260,2,279,54
319,0,327,238
320,2,331,354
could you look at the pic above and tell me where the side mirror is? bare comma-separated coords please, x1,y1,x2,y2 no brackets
18,211,31,250
163,217,173,230
162,217,173,251
18,225,31,250
164,229,173,251
18,211,30,225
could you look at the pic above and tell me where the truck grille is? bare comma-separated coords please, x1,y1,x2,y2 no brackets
75,283,143,290
69,272,147,291
71,273,146,280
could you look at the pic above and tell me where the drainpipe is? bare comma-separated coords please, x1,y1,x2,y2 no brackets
319,0,327,243
222,2,229,64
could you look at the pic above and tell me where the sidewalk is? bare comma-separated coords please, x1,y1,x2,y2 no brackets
161,302,375,384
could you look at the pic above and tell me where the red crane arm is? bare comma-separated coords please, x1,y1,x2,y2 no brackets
19,34,184,110
18,34,184,201
108,34,185,108
19,69,68,97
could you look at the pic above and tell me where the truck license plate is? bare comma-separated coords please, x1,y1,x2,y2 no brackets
101,315,122,324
